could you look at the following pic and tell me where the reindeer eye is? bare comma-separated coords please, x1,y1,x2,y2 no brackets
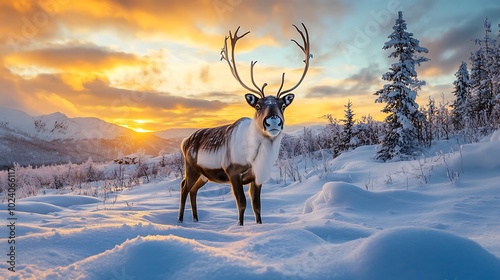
255,104,261,111
281,104,286,111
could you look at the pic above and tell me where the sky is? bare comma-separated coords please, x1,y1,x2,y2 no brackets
0,0,499,132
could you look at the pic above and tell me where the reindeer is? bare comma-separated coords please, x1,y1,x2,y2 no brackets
178,23,311,226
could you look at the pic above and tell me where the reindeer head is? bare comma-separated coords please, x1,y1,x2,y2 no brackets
221,24,311,138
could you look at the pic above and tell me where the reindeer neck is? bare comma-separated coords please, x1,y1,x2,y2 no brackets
245,118,283,185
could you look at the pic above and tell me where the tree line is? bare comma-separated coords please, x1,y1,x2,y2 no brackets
276,12,499,176
328,12,499,161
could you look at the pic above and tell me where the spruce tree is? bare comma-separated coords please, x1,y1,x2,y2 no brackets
492,24,500,127
469,18,496,127
450,61,471,131
341,100,356,150
425,96,436,145
374,11,429,161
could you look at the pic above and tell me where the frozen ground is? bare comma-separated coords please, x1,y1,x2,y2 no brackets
1,131,500,279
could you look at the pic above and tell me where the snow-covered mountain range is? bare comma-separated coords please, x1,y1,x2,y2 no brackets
0,108,129,141
0,108,326,169
0,108,180,168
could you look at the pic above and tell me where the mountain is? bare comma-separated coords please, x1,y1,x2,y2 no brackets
153,127,197,140
0,108,180,168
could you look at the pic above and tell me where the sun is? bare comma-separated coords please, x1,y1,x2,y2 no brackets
131,127,153,133
114,120,154,133
129,119,154,133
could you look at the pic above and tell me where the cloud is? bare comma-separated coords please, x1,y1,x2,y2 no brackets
307,85,344,98
0,1,64,51
0,66,24,108
2,66,226,118
420,21,479,77
415,6,500,78
5,43,142,72
81,78,226,111
199,65,210,84
0,1,497,129
306,64,383,98
0,0,349,53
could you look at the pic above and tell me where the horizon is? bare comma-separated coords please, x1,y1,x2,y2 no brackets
1,1,499,132
0,106,325,134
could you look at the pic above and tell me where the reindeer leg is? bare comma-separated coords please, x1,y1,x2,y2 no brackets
230,175,246,226
178,166,200,223
189,177,207,222
249,181,262,224
178,179,188,223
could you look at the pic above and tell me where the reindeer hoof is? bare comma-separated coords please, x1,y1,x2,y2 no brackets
256,216,262,224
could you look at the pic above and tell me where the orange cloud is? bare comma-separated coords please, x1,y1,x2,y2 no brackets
4,43,142,73
421,66,444,77
0,0,395,131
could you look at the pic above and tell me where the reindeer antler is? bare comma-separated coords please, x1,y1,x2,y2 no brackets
220,24,311,98
277,23,311,98
220,27,266,98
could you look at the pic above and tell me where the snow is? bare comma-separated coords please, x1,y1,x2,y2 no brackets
0,108,130,141
0,108,36,137
1,133,500,279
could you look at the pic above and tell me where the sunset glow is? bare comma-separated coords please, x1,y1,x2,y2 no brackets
1,0,498,131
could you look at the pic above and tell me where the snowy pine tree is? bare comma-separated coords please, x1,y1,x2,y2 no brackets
341,100,356,150
435,94,451,140
355,114,382,146
490,23,500,128
450,61,471,131
469,18,496,129
374,11,429,161
425,96,436,145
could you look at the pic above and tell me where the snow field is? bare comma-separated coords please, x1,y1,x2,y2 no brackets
1,134,500,279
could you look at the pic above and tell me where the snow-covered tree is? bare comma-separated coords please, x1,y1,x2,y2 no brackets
450,61,471,131
341,100,356,150
424,97,436,145
322,114,343,157
469,18,496,128
435,94,451,140
489,23,500,129
355,114,383,146
374,11,429,161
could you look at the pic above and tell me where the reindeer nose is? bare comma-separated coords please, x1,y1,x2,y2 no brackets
264,115,283,129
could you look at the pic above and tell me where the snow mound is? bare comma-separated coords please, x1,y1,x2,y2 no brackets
450,138,500,173
14,201,64,214
482,129,500,142
45,235,282,280
303,181,429,214
239,228,325,259
21,195,101,208
344,227,500,280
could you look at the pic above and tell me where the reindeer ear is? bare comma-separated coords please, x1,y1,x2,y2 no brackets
281,93,295,107
245,93,259,107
